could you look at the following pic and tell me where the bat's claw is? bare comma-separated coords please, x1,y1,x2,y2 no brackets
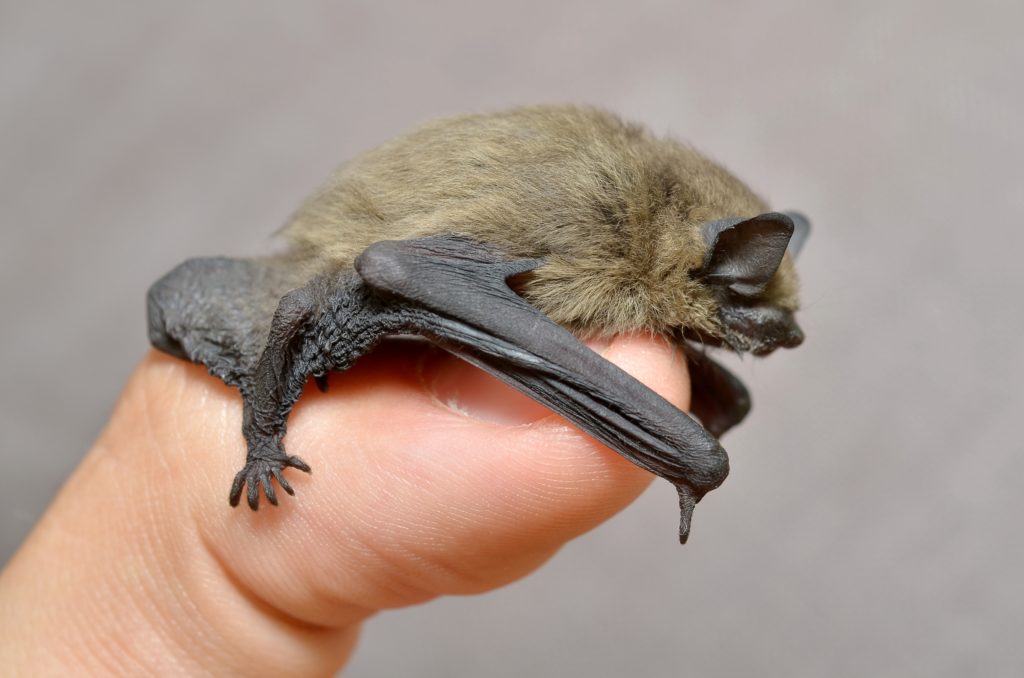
229,451,311,510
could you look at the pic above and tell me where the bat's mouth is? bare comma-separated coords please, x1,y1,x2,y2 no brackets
684,307,804,357
722,305,804,356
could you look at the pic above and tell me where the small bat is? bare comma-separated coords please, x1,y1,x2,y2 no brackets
147,105,808,543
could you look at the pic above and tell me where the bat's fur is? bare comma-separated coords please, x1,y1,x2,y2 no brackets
283,105,800,341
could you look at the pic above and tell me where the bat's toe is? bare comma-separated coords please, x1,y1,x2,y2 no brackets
228,451,312,512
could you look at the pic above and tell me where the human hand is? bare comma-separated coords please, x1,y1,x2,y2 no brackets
0,334,689,675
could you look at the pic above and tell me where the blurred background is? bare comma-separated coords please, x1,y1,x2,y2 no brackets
2,1,1021,676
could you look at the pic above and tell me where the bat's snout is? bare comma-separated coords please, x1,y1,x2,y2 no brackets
719,305,804,356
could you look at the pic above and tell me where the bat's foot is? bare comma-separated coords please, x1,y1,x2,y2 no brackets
229,446,312,510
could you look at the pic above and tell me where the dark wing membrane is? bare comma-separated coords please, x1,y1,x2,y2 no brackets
147,255,303,389
684,346,752,438
355,235,729,542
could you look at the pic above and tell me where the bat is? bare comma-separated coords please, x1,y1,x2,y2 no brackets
146,105,808,543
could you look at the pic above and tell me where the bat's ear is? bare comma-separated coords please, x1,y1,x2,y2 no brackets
698,212,794,296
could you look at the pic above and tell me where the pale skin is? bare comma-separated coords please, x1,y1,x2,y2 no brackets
0,334,690,676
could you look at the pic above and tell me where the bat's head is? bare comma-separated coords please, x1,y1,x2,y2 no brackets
514,136,809,358
685,211,808,356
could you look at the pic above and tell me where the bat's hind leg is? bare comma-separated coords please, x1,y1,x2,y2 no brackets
229,274,402,510
229,282,325,510
147,257,400,511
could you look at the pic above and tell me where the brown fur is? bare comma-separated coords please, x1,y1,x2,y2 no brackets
282,105,800,339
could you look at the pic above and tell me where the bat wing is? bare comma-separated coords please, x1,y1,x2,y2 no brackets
684,346,752,438
355,236,728,542
147,255,301,389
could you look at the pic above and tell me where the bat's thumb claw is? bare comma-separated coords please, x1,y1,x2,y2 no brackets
676,484,697,544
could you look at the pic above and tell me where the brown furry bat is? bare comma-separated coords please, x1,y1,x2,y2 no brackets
148,105,808,543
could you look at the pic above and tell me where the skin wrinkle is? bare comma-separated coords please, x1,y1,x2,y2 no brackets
362,467,622,594
150,490,266,672
137,373,170,476
362,470,568,593
281,523,396,625
73,626,147,677
258,492,377,626
38,468,175,673
130,507,197,673
194,514,358,670
324,525,446,610
200,531,336,635
43,524,131,673
320,521,440,613
369,536,494,597
104,399,217,674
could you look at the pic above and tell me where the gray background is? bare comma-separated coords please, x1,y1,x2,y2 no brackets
2,1,1021,676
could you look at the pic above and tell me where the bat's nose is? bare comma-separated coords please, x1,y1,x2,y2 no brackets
721,305,804,355
751,324,804,355
781,324,805,349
